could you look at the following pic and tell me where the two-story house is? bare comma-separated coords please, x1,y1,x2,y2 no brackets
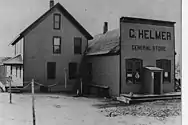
8,0,92,92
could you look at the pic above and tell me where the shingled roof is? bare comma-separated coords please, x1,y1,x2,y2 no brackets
86,29,120,56
11,2,93,45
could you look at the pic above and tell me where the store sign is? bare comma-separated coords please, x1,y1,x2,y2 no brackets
132,45,166,52
129,29,171,40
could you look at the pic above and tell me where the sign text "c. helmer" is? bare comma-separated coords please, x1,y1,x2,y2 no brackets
129,29,172,40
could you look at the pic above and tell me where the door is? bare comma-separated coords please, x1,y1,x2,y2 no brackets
154,72,161,94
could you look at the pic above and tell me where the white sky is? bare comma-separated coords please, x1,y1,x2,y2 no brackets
0,0,181,63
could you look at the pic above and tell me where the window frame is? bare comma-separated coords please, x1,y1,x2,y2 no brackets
53,36,61,54
126,58,143,84
47,62,56,80
74,37,82,54
69,62,77,80
53,13,61,30
156,59,171,82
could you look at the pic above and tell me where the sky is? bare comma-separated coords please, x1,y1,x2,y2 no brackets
0,0,181,63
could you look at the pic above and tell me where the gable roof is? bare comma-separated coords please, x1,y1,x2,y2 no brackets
86,29,120,56
11,3,93,45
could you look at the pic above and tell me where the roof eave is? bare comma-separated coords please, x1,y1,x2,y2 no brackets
10,3,93,45
10,35,23,46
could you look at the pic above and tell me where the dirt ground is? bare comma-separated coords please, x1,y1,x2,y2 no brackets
0,93,181,125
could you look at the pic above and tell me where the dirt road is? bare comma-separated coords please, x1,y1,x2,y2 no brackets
0,93,181,125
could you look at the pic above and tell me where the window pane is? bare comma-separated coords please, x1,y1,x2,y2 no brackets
54,23,60,29
135,61,141,71
53,46,61,53
54,14,61,29
126,77,133,83
126,60,133,69
156,60,162,68
47,62,56,79
54,38,60,45
54,15,60,22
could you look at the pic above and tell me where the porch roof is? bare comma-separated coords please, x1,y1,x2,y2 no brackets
0,57,12,66
145,66,163,71
3,55,23,65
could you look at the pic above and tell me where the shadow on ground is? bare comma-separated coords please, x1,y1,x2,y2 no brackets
91,99,130,109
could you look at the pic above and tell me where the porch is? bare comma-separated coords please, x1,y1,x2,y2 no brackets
3,54,23,88
117,92,181,104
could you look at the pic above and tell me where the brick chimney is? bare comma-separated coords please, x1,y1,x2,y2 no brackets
103,22,108,34
50,0,54,8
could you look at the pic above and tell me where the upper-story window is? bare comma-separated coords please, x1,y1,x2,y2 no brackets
14,39,23,56
53,13,61,30
74,37,82,54
53,36,61,54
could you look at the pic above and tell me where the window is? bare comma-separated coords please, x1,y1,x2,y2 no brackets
53,14,61,30
47,62,56,79
126,58,143,84
53,37,61,54
69,63,77,79
156,59,171,82
74,37,82,54
126,60,134,84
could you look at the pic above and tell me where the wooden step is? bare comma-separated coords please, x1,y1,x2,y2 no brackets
117,93,181,104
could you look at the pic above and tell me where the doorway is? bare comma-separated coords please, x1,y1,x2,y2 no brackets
154,72,161,94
